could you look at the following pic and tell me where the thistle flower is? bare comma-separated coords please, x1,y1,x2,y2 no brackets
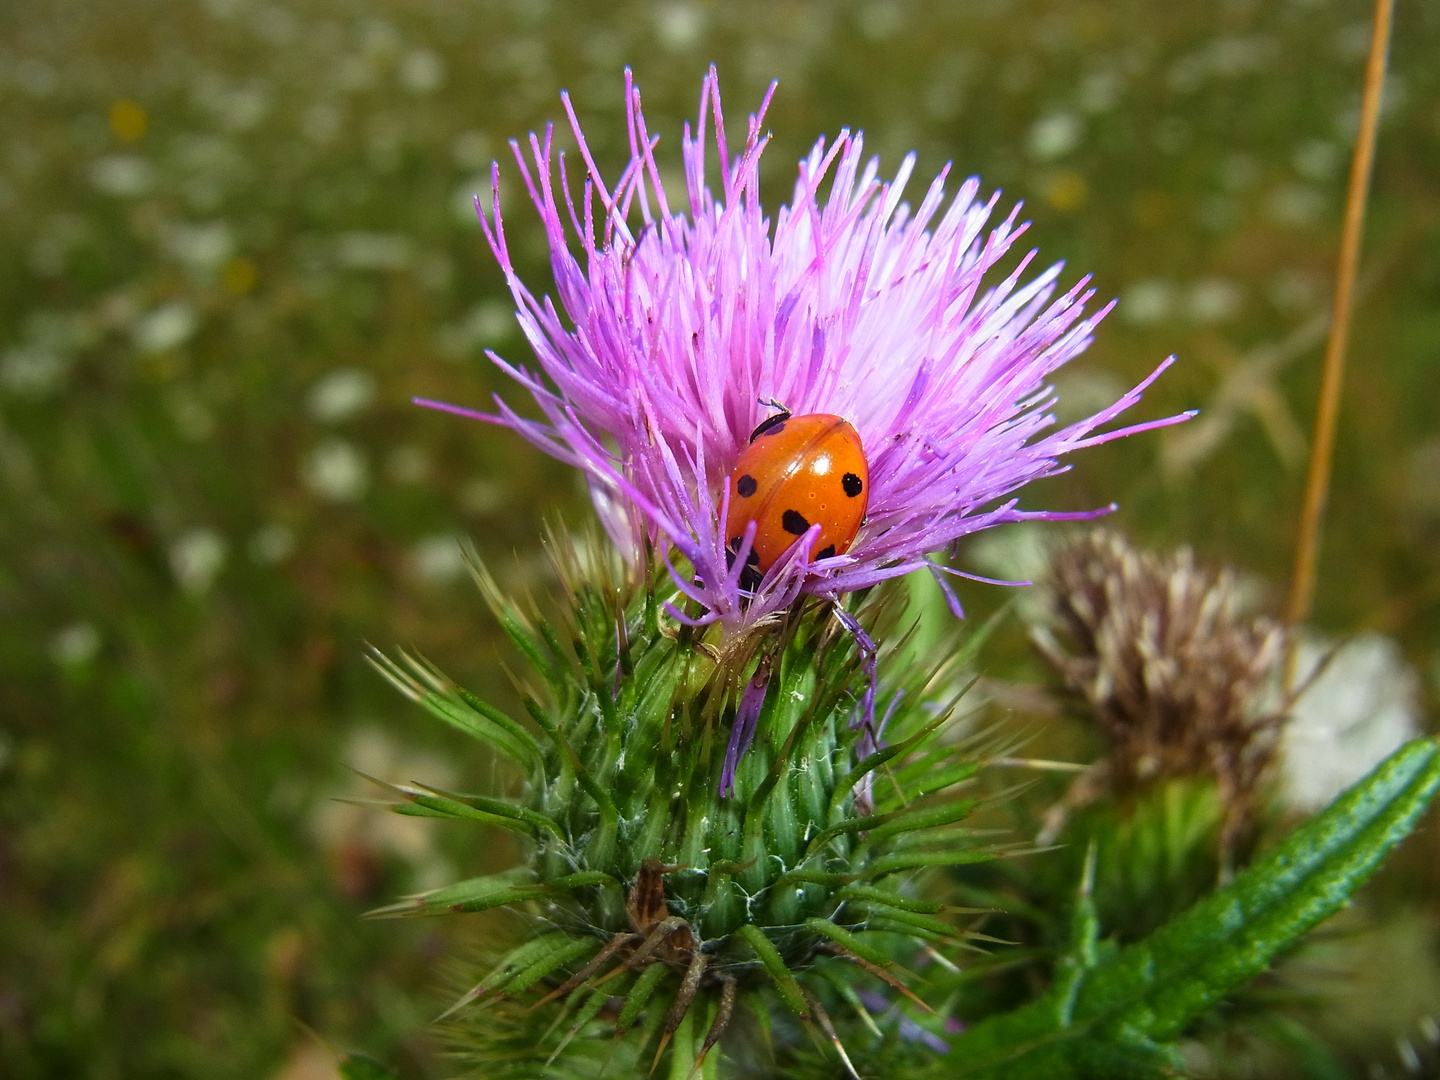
420,68,1189,640
1034,529,1289,852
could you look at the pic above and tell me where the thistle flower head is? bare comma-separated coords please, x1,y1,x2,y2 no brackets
422,68,1189,639
1035,529,1288,833
369,539,1003,1076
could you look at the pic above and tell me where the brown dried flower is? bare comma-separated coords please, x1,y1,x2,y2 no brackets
1034,529,1288,854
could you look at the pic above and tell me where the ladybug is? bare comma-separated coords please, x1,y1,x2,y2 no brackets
724,409,869,590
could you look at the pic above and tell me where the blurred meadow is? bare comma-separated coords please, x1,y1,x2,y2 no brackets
2,0,1438,1076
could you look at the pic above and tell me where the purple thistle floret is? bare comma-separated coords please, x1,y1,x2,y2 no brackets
720,666,770,799
420,67,1191,639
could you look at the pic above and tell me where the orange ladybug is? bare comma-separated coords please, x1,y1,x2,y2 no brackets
724,410,869,588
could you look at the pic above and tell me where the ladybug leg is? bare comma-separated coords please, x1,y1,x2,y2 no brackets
725,530,764,596
738,563,763,594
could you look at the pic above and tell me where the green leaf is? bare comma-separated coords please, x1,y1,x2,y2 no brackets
504,937,598,997
1089,737,1440,1041
860,849,996,877
547,985,620,1064
616,961,670,1034
454,688,548,765
943,738,1440,1078
803,918,899,970
366,869,617,917
365,648,541,770
455,933,572,1006
463,549,569,691
524,701,618,866
738,924,809,1017
358,773,562,838
406,782,563,838
424,691,534,765
833,884,946,914
863,797,979,845
665,1001,698,1080
828,712,951,819
844,899,958,939
366,868,532,917
773,869,859,889
882,758,980,809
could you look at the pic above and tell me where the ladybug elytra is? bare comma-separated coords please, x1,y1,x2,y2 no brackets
724,410,869,589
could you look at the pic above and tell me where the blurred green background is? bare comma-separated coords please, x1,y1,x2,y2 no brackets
2,0,1437,1076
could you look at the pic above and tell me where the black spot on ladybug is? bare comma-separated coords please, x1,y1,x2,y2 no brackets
736,474,757,498
781,509,810,535
749,411,791,442
842,472,864,497
816,545,836,560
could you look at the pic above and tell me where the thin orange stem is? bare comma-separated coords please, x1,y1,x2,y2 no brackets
1284,0,1394,687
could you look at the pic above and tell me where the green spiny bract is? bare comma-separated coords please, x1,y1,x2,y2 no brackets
367,534,1004,1076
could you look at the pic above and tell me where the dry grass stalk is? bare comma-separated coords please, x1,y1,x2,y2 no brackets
1284,0,1395,679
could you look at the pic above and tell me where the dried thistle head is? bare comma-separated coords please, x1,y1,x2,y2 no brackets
1035,529,1288,846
